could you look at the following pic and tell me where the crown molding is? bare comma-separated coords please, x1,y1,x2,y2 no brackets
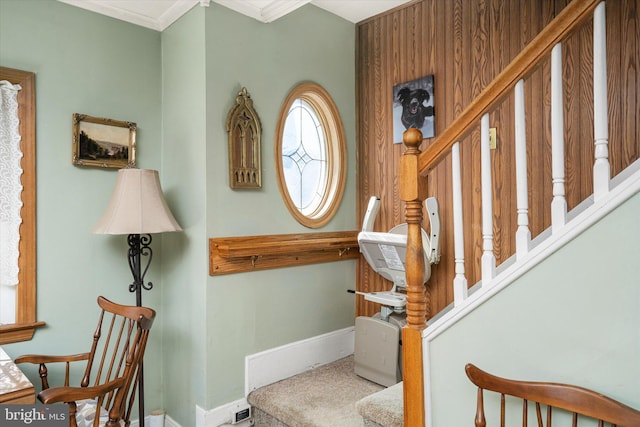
159,0,204,30
260,0,312,23
57,0,201,31
56,0,410,30
212,0,310,23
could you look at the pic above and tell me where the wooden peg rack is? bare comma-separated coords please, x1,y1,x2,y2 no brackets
209,231,359,275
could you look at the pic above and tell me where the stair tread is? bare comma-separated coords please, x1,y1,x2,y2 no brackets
356,381,404,427
248,355,390,426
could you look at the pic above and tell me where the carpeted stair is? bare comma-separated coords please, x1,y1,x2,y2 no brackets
247,355,403,427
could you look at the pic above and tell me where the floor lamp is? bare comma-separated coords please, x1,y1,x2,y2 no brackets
93,168,182,426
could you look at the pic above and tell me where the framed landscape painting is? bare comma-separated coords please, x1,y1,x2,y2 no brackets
72,113,136,168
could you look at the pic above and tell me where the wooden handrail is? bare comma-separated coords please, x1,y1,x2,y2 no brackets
417,0,601,176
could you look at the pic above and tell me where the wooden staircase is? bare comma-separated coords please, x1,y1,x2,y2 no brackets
397,1,640,425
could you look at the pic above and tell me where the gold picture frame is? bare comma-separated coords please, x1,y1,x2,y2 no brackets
72,113,136,168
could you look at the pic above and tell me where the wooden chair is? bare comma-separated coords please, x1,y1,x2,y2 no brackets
465,363,640,427
16,296,155,427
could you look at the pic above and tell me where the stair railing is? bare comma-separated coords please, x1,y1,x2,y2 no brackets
399,1,619,426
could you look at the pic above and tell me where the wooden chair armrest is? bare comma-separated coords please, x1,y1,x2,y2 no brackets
15,353,90,365
38,378,125,404
15,353,91,391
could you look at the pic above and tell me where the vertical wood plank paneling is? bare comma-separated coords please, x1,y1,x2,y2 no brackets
564,30,580,212
579,11,595,204
608,0,624,176
563,4,584,211
535,0,560,242
373,12,390,317
489,0,517,266
355,23,365,316
506,0,521,257
526,2,547,240
356,0,640,318
543,4,555,230
502,0,516,259
618,0,638,172
489,0,506,264
459,0,475,297
390,10,404,224
468,0,489,285
431,0,454,314
633,0,639,165
444,0,466,309
355,23,366,317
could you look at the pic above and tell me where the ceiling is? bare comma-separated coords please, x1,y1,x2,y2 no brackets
57,0,412,31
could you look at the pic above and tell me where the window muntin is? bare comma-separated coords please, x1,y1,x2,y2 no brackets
275,83,346,228
282,99,328,215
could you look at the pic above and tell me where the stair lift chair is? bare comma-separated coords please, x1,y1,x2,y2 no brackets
354,196,440,387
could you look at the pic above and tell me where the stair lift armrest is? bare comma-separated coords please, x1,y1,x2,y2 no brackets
425,197,441,264
362,196,381,233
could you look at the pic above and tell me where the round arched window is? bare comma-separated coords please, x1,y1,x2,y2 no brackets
275,82,346,228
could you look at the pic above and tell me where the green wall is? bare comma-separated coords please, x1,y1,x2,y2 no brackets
2,1,357,426
0,0,164,413
428,192,640,426
203,3,357,409
160,5,209,426
160,3,357,423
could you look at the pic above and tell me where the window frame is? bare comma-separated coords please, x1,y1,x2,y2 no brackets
274,82,346,228
0,66,42,344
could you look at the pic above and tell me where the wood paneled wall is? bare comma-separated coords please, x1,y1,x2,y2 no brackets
356,0,639,318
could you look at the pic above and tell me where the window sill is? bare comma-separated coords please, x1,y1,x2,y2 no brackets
0,321,46,345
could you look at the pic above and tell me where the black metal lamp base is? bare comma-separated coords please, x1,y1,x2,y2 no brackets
127,233,153,427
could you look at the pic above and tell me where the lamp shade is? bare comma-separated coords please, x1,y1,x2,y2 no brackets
93,168,182,235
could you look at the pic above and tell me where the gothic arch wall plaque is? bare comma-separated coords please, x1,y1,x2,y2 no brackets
226,87,262,189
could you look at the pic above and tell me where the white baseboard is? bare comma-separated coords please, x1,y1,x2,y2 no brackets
196,398,252,427
245,326,355,394
164,415,181,427
193,326,355,427
129,413,180,427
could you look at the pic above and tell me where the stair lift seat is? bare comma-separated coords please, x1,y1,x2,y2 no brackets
355,196,440,387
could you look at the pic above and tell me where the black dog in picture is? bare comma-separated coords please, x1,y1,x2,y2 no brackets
396,87,434,130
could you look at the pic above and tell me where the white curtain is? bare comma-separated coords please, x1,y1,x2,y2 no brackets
0,80,23,324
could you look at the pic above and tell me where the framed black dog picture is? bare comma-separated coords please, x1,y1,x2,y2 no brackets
392,74,435,143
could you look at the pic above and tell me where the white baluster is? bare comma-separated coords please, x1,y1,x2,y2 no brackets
451,142,468,306
593,1,610,201
481,114,495,285
514,79,530,259
551,42,567,233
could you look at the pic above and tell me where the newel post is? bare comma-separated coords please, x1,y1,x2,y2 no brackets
400,128,427,426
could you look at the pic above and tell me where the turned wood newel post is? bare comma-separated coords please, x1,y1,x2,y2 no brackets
400,127,427,426
400,127,428,329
